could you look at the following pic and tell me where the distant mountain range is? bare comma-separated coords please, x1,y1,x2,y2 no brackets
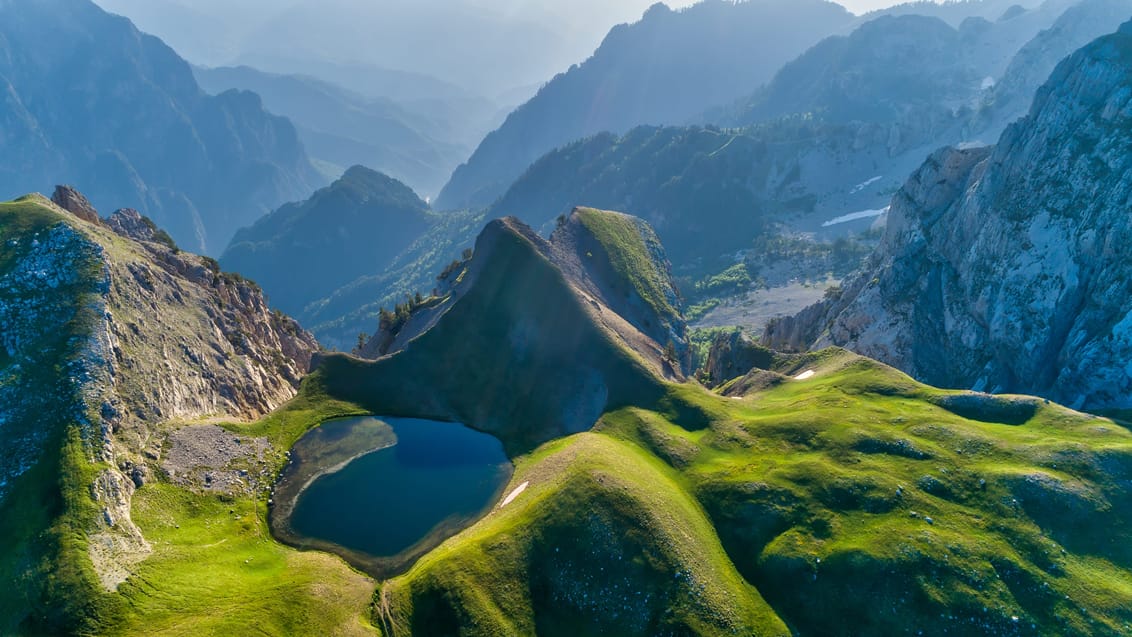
0,0,321,255
435,0,858,211
766,17,1132,411
91,0,678,99
222,0,1130,350
193,66,484,198
220,166,437,319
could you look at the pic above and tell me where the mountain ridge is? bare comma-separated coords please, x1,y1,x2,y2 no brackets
221,165,436,318
435,0,856,211
765,19,1132,410
0,0,321,255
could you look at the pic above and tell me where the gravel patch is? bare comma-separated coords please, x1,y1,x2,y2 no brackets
163,425,273,494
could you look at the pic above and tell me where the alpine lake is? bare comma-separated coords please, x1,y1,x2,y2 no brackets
270,416,513,577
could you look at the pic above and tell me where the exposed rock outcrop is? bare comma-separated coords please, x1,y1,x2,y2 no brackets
701,329,776,388
51,184,100,224
979,0,1132,133
766,22,1132,410
0,190,319,592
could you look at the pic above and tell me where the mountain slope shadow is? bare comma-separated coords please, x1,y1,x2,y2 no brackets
315,208,688,454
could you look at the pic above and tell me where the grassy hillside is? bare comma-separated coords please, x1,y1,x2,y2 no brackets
375,351,1132,636
0,197,119,634
377,432,788,636
95,347,1132,636
5,197,1132,636
107,378,377,636
573,207,681,321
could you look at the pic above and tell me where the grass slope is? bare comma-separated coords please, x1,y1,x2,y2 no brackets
377,432,788,637
573,206,680,321
0,197,120,634
107,374,377,636
5,197,1132,636
375,351,1132,636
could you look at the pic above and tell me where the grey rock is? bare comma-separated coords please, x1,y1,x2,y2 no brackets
766,22,1132,411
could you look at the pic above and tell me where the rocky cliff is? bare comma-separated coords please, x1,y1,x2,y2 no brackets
977,0,1132,133
765,21,1132,411
0,190,317,630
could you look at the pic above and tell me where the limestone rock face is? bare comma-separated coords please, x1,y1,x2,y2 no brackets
98,207,319,431
0,192,318,589
51,185,100,224
766,23,1132,411
702,330,775,388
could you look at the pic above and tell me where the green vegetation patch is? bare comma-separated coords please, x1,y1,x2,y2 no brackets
372,350,1132,636
575,207,680,320
107,374,376,636
111,483,375,636
377,433,787,637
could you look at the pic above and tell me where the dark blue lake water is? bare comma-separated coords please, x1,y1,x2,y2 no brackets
287,417,511,560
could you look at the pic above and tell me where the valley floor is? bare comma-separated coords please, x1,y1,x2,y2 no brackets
694,277,840,334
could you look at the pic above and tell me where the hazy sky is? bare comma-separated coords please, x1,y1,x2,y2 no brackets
637,1,925,16
93,0,939,97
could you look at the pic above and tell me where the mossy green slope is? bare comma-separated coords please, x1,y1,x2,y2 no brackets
377,433,787,637
0,196,118,634
5,195,1132,636
556,207,688,367
571,206,681,323
374,352,1132,636
107,375,377,636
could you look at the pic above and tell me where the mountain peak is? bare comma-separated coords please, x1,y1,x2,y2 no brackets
220,165,434,316
335,211,689,452
50,185,100,224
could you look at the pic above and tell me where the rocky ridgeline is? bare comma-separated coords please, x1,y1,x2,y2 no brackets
0,190,319,588
765,22,1132,411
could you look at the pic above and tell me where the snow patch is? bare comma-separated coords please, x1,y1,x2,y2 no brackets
850,176,883,194
794,370,816,381
956,141,990,151
823,207,889,228
501,481,530,508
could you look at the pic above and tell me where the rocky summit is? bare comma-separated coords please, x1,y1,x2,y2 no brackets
765,21,1132,411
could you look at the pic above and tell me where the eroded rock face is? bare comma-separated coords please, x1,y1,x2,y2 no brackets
702,330,775,388
98,205,318,432
0,192,319,589
51,185,100,224
766,24,1132,410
